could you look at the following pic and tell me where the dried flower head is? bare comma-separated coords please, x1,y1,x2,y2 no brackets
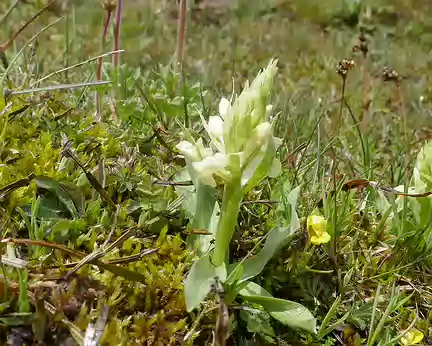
102,0,117,11
336,59,355,78
352,27,368,56
382,66,400,82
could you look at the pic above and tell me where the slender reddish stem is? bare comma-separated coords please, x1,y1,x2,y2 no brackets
177,0,188,67
95,10,113,119
396,81,407,142
361,62,370,133
113,0,123,69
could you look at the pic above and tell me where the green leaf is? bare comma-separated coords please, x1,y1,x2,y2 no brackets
239,281,316,333
35,176,79,218
184,254,226,311
228,186,301,283
50,219,72,241
189,183,219,253
272,183,301,229
175,168,219,254
229,225,297,283
17,269,30,313
60,183,85,215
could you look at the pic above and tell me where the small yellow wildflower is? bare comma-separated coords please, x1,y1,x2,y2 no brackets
401,329,424,345
307,215,330,245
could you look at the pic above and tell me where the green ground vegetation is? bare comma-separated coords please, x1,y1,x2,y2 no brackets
1,0,432,345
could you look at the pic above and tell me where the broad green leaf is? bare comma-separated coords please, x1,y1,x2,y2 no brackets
225,261,243,286
35,176,79,218
184,254,226,312
188,183,219,253
239,281,316,333
229,225,297,283
228,186,301,283
175,168,219,254
60,183,85,215
272,184,301,229
174,167,196,219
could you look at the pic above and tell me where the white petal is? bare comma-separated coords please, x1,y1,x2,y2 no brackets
208,116,224,140
266,104,273,112
193,153,228,187
176,141,199,161
219,97,231,119
273,136,283,149
255,122,271,142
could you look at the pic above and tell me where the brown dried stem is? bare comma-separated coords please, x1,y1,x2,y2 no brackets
176,0,188,68
113,0,123,69
95,8,114,118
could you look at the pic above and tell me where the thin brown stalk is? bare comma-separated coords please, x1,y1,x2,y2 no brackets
113,0,123,69
361,61,370,132
95,9,113,119
358,28,371,133
336,77,346,135
396,81,407,143
176,0,188,68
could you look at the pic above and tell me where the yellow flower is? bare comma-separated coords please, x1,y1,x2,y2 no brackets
401,329,424,345
307,215,330,245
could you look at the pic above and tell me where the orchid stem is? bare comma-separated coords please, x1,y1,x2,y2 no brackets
212,181,243,267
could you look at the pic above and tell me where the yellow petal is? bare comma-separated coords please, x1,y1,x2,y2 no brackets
310,231,331,245
401,330,424,345
308,215,327,236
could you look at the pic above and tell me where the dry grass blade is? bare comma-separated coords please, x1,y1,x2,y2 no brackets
1,238,153,282
1,238,86,258
11,81,112,95
63,227,136,279
341,179,432,198
153,180,193,186
32,50,124,86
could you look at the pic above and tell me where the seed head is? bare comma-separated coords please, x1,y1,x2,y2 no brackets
382,66,400,82
336,59,355,78
102,0,117,12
